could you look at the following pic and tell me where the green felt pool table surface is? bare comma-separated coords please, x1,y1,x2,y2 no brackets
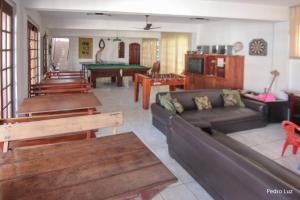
85,64,148,70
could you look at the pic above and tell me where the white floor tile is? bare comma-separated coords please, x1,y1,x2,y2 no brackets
185,181,214,200
160,184,198,200
165,161,195,184
152,194,164,200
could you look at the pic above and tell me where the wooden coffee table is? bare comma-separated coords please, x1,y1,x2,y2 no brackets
0,132,177,200
17,93,101,115
134,73,190,109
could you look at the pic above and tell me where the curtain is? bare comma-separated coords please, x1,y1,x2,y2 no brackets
160,32,191,74
142,39,157,67
290,6,300,58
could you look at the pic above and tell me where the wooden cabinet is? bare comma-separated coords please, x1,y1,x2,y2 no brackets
285,91,300,125
185,54,244,90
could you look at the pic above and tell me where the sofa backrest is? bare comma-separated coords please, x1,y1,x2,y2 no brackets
156,89,224,110
168,115,300,200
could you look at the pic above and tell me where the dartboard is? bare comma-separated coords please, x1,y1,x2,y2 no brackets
249,39,267,56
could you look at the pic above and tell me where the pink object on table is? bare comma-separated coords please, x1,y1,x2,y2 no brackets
255,93,276,102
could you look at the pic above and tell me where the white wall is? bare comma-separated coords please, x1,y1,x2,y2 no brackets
272,22,289,99
197,20,290,98
57,36,143,70
48,21,198,69
289,59,300,90
13,0,45,106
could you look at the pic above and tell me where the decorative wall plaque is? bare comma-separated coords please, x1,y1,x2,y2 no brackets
79,37,93,59
249,39,267,56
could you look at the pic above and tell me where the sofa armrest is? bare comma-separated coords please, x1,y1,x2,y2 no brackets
243,98,268,115
151,103,175,121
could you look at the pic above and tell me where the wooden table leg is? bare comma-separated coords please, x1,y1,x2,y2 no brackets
142,79,151,109
134,74,140,102
86,108,95,139
91,73,96,88
117,76,123,87
184,76,190,90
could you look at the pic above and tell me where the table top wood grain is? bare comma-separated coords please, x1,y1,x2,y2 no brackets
0,132,177,200
17,93,102,115
41,78,84,84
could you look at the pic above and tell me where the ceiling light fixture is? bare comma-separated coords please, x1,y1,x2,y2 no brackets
189,17,209,21
87,12,112,16
113,37,122,42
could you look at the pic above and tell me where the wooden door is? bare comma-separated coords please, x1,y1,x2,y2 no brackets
129,43,140,65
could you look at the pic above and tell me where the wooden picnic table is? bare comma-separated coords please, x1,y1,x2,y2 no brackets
17,93,101,115
41,78,85,84
0,132,177,200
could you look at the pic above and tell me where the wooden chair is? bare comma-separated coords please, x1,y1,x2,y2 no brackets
0,112,123,152
281,121,300,156
151,61,160,74
285,92,300,125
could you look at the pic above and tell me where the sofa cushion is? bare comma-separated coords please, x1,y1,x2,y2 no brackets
167,89,224,110
222,94,239,107
180,107,263,128
172,98,185,114
159,93,176,113
223,89,245,107
194,96,212,110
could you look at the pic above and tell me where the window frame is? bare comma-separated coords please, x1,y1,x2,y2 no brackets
42,33,48,75
27,21,40,95
0,0,14,118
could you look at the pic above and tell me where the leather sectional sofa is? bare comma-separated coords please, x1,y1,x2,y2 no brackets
151,89,300,200
151,89,268,136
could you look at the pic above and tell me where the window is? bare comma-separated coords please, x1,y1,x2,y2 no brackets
52,38,70,70
0,1,13,118
28,21,40,91
160,32,191,74
141,38,158,67
290,6,300,58
42,33,48,74
156,40,160,61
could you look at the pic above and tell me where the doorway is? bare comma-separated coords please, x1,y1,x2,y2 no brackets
129,43,140,65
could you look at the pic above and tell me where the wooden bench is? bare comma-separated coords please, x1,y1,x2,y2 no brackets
30,82,91,96
46,71,84,79
0,112,123,152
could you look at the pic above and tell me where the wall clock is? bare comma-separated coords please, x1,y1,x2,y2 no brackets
233,41,243,53
249,39,267,56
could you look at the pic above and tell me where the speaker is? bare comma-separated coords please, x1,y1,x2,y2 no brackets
196,45,210,54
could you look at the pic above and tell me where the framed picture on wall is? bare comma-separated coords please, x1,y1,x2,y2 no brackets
79,37,93,59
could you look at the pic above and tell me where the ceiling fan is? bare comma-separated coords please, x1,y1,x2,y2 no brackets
134,15,161,30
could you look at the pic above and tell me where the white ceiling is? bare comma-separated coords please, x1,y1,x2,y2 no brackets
39,11,213,24
205,0,300,6
27,0,292,22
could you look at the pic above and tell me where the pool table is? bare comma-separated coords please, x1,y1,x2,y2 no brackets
82,63,150,87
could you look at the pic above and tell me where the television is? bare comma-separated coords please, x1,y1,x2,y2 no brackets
187,58,204,74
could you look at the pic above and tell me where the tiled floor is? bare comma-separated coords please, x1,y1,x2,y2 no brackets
93,78,299,200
